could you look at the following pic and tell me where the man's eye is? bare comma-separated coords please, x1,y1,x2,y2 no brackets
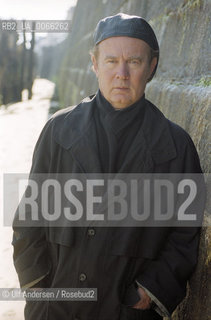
130,60,140,64
107,60,116,64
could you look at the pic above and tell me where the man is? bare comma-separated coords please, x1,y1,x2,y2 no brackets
12,13,204,320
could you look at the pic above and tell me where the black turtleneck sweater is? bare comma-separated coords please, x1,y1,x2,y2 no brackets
94,90,146,173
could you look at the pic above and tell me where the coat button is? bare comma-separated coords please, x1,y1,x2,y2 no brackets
79,273,87,282
87,228,95,236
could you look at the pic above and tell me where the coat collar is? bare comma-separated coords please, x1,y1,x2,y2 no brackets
52,93,177,173
52,94,96,150
142,99,177,165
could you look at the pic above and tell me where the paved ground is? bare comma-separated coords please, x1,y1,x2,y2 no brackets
0,79,55,319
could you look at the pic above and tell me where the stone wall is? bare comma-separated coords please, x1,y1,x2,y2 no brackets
58,0,211,318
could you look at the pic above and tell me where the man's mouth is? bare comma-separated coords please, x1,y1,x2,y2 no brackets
113,87,129,90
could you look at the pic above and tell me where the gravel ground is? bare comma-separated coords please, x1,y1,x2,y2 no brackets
0,79,55,319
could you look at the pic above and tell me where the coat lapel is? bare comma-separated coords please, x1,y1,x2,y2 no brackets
53,95,177,174
118,99,177,173
70,122,102,173
142,99,177,167
53,95,102,173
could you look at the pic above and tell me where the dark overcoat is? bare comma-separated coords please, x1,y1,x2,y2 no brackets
13,94,203,320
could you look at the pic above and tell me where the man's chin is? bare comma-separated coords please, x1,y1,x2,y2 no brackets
111,102,131,109
110,96,132,109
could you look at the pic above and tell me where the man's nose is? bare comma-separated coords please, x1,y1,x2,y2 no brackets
115,62,129,80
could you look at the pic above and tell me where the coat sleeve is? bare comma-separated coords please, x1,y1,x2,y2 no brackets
136,226,200,313
136,129,206,314
12,117,55,288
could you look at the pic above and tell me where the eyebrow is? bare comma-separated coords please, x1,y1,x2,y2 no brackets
104,55,118,60
128,56,143,61
104,55,143,61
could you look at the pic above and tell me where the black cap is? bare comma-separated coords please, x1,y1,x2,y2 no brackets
93,13,159,51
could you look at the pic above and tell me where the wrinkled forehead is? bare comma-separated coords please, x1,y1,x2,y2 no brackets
97,36,151,58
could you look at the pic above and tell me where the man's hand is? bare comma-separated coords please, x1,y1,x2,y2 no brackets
132,287,151,310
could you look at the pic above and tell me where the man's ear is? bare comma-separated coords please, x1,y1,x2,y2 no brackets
149,57,157,78
91,55,99,77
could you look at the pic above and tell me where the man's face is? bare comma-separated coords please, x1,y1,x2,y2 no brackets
92,36,157,109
